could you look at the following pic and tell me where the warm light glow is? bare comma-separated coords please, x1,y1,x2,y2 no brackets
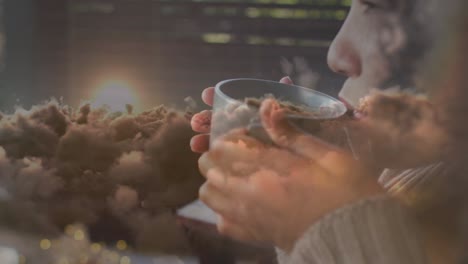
40,239,51,250
74,229,85,241
120,256,131,264
90,243,102,253
116,240,127,251
65,224,74,236
92,80,139,113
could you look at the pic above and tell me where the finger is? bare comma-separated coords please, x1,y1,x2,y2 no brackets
198,182,234,218
191,110,212,133
199,131,262,176
210,130,266,173
260,98,339,161
202,87,215,106
279,76,294,85
198,152,216,177
217,217,253,242
206,168,248,197
190,134,210,153
213,128,260,149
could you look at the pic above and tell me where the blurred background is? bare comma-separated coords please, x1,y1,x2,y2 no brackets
0,0,349,112
2,1,468,263
0,1,351,263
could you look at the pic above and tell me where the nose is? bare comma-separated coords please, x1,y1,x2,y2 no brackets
327,28,362,78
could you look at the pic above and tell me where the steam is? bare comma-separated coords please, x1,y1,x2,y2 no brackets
280,57,320,89
0,99,204,259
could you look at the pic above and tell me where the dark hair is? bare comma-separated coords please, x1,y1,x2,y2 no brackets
381,0,468,261
380,0,437,91
439,2,468,262
420,0,468,262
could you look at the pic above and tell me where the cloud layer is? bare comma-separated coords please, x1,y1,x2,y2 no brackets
0,100,204,254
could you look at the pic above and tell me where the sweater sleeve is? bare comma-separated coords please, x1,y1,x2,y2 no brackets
277,196,426,264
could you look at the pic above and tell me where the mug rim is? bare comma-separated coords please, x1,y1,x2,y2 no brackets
214,78,347,119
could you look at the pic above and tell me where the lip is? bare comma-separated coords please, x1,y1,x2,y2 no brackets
339,97,354,110
339,97,366,120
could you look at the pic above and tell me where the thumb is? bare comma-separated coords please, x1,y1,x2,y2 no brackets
258,98,292,146
259,99,336,160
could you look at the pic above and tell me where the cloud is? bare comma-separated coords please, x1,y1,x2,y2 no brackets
108,185,139,215
0,99,204,255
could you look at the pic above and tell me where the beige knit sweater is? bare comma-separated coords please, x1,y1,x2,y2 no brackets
276,196,427,264
275,163,452,263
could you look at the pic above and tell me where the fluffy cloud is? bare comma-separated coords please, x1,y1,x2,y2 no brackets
0,100,204,255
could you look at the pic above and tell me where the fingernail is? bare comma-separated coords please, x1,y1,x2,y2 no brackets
201,89,208,99
190,137,196,149
190,137,203,153
280,76,293,84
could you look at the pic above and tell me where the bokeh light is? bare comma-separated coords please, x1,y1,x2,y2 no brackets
39,239,51,250
90,243,102,254
116,240,127,251
74,230,85,241
120,256,131,264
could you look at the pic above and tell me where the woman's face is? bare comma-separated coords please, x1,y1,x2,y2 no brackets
328,0,408,108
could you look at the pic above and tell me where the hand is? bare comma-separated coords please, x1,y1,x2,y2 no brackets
198,99,384,251
356,93,447,169
190,77,294,153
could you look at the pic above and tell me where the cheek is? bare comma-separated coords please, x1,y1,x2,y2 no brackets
358,27,393,86
361,32,390,70
352,12,398,74
380,24,406,54
365,53,392,84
